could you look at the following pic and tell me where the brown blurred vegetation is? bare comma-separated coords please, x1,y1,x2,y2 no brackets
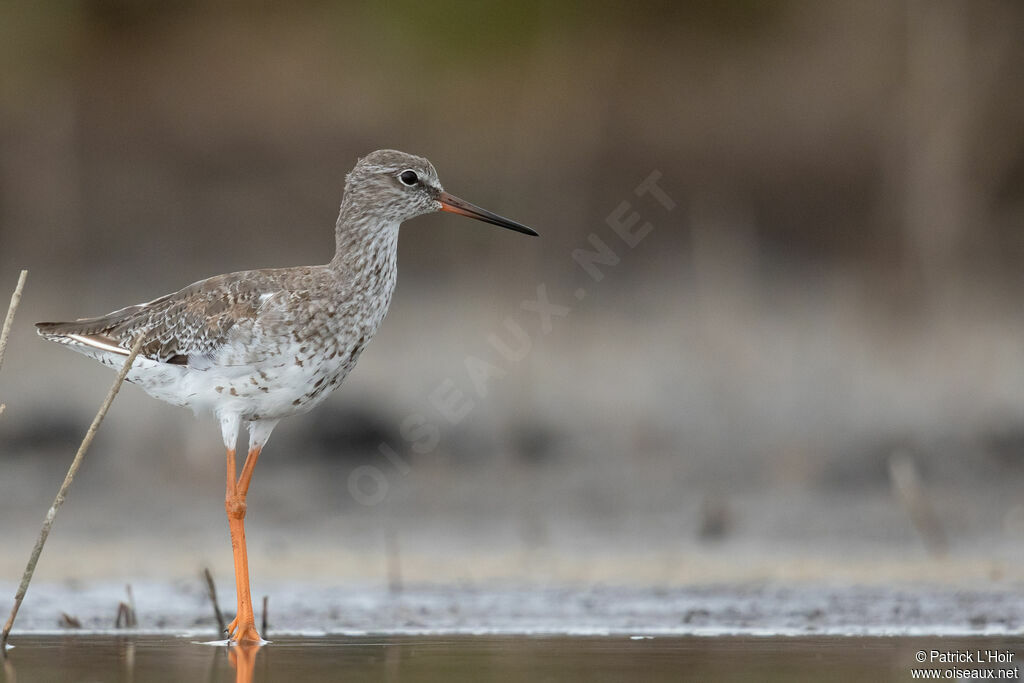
2,0,1021,290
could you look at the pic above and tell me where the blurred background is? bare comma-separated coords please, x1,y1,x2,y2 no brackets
2,0,1024,591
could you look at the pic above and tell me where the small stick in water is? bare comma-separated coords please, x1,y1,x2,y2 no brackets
115,584,137,628
1,334,145,655
261,596,268,637
203,568,227,635
115,603,130,628
125,584,137,627
59,613,81,629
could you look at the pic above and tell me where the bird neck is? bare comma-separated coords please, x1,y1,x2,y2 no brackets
330,197,400,282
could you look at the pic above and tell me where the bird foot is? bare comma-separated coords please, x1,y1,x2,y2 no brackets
225,616,262,644
225,615,261,642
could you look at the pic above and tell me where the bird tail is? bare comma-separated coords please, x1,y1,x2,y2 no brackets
36,320,132,357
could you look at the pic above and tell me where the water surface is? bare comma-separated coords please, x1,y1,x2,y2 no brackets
4,634,1022,682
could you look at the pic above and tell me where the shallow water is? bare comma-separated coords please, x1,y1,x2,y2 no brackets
3,634,1023,682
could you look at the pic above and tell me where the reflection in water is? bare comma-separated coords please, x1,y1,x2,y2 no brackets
227,641,261,683
123,640,135,683
3,654,16,683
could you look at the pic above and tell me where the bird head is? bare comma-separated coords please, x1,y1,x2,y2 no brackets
345,149,538,236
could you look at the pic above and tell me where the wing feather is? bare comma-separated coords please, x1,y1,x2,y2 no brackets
37,272,273,366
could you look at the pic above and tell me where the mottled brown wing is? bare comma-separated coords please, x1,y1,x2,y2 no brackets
36,272,268,365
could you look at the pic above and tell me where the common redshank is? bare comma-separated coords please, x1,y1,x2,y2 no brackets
36,149,537,644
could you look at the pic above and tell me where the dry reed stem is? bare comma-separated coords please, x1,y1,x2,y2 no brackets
125,584,136,627
0,270,29,418
115,584,137,628
1,334,146,654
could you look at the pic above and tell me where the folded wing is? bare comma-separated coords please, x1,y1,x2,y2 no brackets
36,272,267,367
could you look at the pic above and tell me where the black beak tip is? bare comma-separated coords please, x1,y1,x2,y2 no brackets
494,220,538,237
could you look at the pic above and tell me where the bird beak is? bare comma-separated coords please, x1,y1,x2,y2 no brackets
438,192,539,236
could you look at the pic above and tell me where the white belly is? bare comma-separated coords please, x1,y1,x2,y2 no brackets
82,338,360,421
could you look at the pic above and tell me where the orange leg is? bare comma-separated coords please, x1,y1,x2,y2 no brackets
225,445,263,644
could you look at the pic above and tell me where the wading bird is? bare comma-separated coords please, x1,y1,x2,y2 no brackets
37,150,537,643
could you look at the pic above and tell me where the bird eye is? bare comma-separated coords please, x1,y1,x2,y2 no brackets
399,170,418,186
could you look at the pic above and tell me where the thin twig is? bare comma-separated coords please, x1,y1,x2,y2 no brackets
116,584,137,628
59,613,81,629
116,603,130,628
203,568,226,635
0,270,27,373
261,596,268,637
1,334,145,654
125,584,137,627
0,270,28,418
